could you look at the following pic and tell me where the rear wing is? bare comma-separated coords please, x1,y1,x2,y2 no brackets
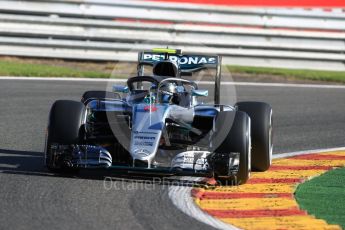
137,49,222,104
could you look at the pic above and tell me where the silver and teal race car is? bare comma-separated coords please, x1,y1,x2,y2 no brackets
44,49,273,185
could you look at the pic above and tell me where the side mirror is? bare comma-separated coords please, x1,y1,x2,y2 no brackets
113,85,129,93
192,89,208,97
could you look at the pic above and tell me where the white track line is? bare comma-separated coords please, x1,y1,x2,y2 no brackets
0,76,127,82
169,146,345,230
1,76,345,89
168,177,239,230
198,81,345,89
273,146,345,159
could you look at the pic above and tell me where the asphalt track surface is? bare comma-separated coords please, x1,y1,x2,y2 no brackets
0,79,344,230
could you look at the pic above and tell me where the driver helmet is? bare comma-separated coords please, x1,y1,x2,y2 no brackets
162,82,177,94
160,82,177,103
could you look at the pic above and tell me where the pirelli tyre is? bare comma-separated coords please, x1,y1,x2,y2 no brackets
81,91,120,104
212,111,251,185
44,100,86,172
235,102,273,172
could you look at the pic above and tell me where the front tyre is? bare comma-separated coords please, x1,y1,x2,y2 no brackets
235,102,273,172
212,111,251,185
45,100,86,172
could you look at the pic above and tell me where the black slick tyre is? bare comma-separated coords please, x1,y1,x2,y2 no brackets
45,100,86,172
212,111,251,185
235,102,273,172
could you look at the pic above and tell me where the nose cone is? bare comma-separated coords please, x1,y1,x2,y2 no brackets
130,104,170,168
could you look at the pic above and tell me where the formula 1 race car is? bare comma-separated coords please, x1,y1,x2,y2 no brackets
44,49,273,185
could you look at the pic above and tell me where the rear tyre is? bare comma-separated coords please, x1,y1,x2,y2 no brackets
212,111,251,185
81,91,120,104
45,100,86,172
235,102,273,172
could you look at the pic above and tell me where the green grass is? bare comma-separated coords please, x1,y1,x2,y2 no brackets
1,59,345,83
0,60,110,78
295,167,345,228
228,65,345,83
